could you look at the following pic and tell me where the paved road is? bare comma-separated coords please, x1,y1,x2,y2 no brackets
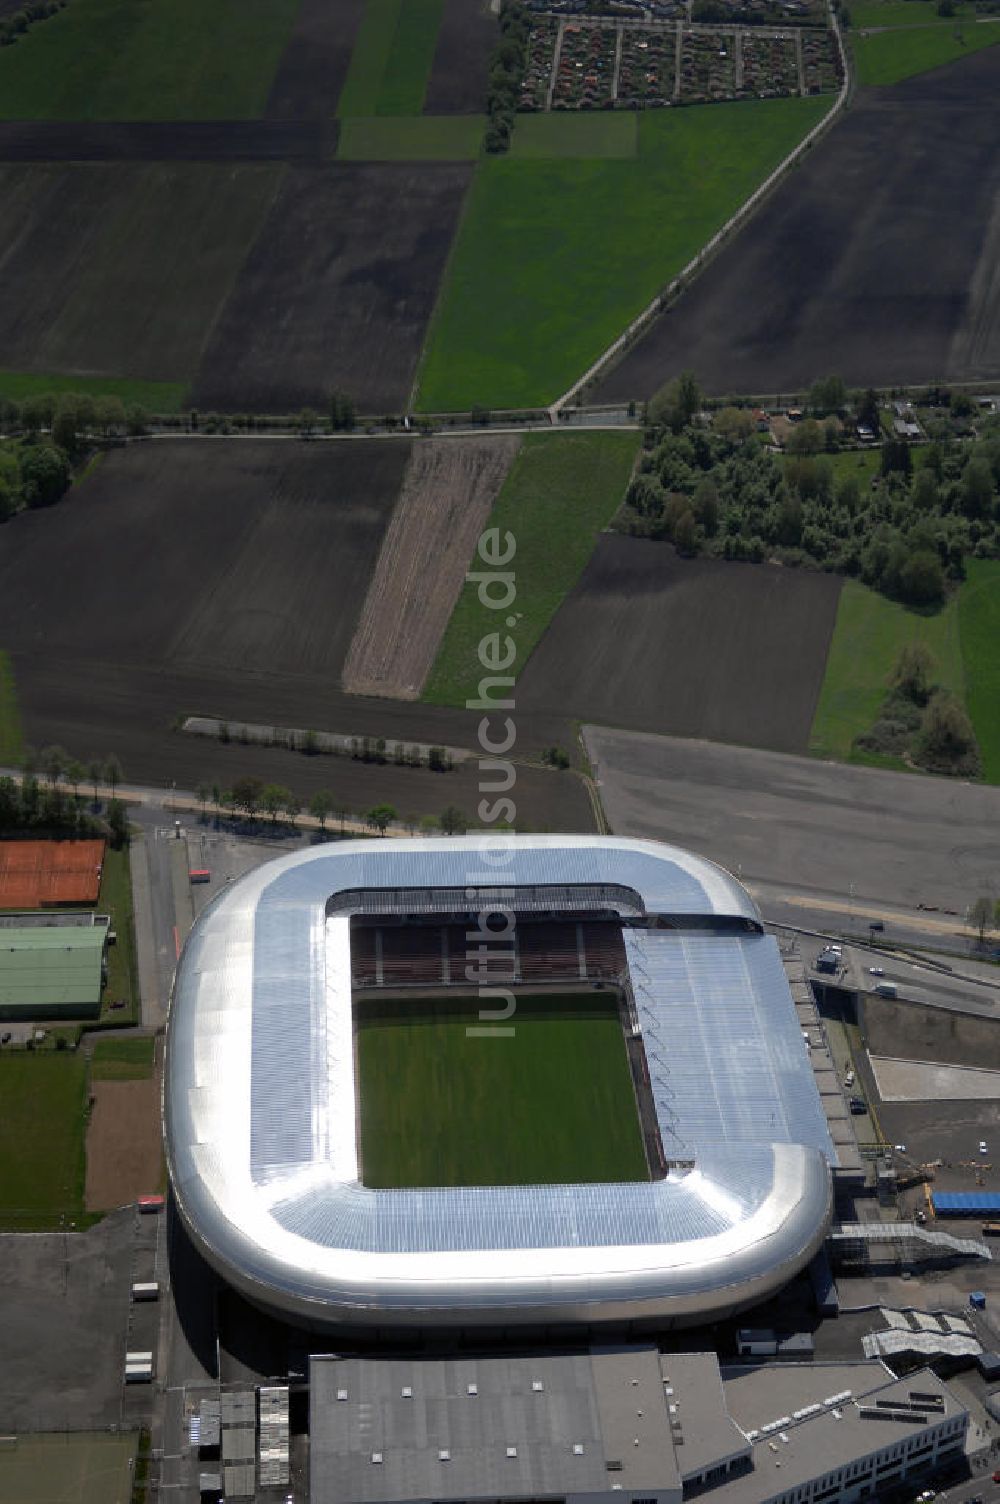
585,727,1000,931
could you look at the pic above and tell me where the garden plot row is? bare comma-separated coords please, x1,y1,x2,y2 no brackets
524,17,836,108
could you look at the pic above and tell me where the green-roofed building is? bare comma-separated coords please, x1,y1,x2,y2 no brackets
0,926,106,1020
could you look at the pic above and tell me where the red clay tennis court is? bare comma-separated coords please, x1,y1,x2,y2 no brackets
0,838,106,908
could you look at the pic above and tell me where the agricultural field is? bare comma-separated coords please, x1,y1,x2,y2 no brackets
265,0,367,121
0,438,593,829
337,0,443,116
418,95,830,410
337,114,484,160
0,1432,137,1504
509,110,638,158
343,435,521,699
958,559,1000,783
0,649,21,764
808,579,965,761
0,162,281,391
852,18,1000,84
597,48,1000,400
423,0,498,113
0,1055,88,1230
517,539,842,754
850,0,973,25
424,430,639,706
0,370,186,410
356,992,649,1187
192,162,471,412
0,0,300,119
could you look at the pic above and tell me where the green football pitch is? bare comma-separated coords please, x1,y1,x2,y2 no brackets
356,991,649,1188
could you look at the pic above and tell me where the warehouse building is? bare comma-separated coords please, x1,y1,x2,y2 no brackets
309,1349,968,1504
0,920,106,1020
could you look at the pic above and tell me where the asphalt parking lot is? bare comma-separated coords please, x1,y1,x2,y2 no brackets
0,1207,137,1430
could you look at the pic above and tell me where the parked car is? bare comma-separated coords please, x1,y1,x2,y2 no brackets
979,1140,988,1155
868,965,885,976
894,1143,907,1153
849,1097,867,1114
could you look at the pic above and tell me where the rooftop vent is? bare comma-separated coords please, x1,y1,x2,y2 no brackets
371,1452,383,1465
573,1443,585,1456
438,1449,451,1462
532,1380,544,1393
336,1389,348,1402
506,1446,518,1459
401,1386,412,1399
467,1383,478,1397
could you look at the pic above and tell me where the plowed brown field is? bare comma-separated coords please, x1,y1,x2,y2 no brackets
342,434,521,699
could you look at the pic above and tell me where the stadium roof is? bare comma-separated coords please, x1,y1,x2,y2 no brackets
164,835,834,1328
0,925,104,1011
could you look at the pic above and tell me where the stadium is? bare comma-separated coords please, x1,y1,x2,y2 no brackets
163,834,835,1330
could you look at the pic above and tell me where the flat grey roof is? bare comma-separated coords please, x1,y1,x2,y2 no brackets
660,1353,750,1479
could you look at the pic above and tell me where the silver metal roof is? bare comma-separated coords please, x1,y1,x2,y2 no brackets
164,836,833,1327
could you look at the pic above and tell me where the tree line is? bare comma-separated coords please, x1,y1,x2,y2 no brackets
623,373,1000,608
194,778,470,839
0,0,67,49
484,0,529,154
1,747,129,846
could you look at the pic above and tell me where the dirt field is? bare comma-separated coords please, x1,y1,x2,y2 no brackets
517,537,842,753
342,434,521,698
424,0,498,113
264,0,366,119
597,49,1000,400
0,438,592,829
0,162,280,383
85,1074,162,1212
192,161,472,412
862,994,1000,1071
0,120,335,160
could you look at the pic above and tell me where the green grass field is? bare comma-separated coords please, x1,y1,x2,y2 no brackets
337,0,444,116
416,96,830,411
0,0,299,119
90,1034,155,1080
958,559,1000,783
423,429,639,706
338,115,485,160
0,371,188,412
0,650,22,765
0,1432,137,1504
0,1055,88,1229
809,579,965,760
357,992,648,1187
852,19,1000,83
97,846,139,1025
850,0,972,27
509,111,639,159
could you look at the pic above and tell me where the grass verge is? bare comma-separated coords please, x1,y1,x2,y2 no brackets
338,114,484,160
416,96,831,411
0,650,22,765
0,370,188,412
958,558,1000,783
809,579,964,760
0,1054,88,1228
852,20,1000,84
90,1034,155,1080
850,0,972,26
509,111,639,158
0,0,299,119
97,845,138,1026
357,992,648,1187
423,429,639,706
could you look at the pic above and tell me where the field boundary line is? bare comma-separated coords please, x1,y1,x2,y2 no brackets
550,13,851,414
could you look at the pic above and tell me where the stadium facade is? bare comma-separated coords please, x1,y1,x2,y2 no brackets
163,835,835,1329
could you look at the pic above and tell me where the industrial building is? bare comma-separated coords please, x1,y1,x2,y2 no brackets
308,1349,968,1504
0,917,107,1020
165,835,836,1329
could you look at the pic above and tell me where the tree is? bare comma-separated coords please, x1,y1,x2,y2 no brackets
898,549,944,606
106,797,129,850
125,404,148,436
808,375,847,416
419,813,439,836
195,782,211,821
329,391,356,432
673,508,698,556
20,443,71,508
94,395,126,435
713,406,754,445
889,641,935,706
649,370,702,434
51,395,81,457
298,408,318,437
857,387,880,433
261,783,287,823
692,476,720,536
88,758,103,806
439,804,467,836
283,789,301,826
969,895,994,944
881,437,912,477
786,419,824,456
365,803,396,836
960,457,994,519
911,468,939,512
104,754,123,798
40,744,67,786
232,776,263,819
915,691,979,773
309,789,334,830
65,759,84,802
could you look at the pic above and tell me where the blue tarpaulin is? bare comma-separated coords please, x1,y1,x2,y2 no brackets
932,1191,1000,1216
